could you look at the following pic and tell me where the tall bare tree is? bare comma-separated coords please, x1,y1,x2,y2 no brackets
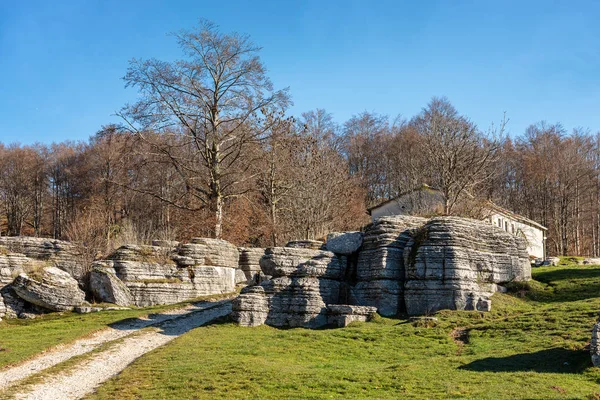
118,20,289,238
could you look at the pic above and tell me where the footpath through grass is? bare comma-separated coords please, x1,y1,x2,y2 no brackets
87,262,600,399
0,294,233,368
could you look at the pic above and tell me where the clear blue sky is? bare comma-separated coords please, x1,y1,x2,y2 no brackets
1,0,599,144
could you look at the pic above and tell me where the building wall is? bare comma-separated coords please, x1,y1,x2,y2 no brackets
488,213,545,259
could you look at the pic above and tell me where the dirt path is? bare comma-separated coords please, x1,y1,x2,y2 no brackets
0,300,231,399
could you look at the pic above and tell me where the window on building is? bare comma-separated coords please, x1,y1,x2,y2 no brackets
511,224,515,233
504,221,508,231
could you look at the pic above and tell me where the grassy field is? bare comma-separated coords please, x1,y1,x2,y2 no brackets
3,263,600,399
0,294,233,368
81,262,600,399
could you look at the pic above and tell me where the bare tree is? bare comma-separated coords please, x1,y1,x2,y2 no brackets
118,20,289,238
411,97,503,214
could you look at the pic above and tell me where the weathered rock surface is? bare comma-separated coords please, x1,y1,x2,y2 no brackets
353,216,427,316
233,247,346,328
326,232,363,255
174,238,239,268
238,248,265,284
403,216,531,315
96,239,239,307
583,258,600,265
327,304,377,327
89,267,133,306
260,247,345,280
260,248,345,328
285,240,325,250
0,237,85,281
12,267,86,311
231,286,269,327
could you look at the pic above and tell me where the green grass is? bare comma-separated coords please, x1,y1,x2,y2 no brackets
0,293,234,368
86,263,600,400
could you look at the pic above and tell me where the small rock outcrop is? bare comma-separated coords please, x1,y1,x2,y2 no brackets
327,304,377,327
403,217,531,315
12,267,86,311
89,267,133,306
326,232,363,255
231,286,269,327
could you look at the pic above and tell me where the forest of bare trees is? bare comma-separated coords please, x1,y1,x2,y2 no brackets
1,21,599,258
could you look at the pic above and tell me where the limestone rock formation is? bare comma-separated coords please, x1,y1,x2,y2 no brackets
353,216,427,316
403,216,531,315
231,285,269,327
327,304,377,327
95,239,239,307
12,267,86,311
326,232,363,255
238,248,265,284
89,267,133,306
583,258,600,265
259,247,346,328
0,237,85,282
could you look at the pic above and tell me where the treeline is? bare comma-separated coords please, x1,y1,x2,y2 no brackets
1,21,599,257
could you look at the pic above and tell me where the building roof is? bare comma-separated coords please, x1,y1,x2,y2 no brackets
367,184,548,231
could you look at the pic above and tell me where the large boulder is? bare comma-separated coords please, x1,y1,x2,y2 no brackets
403,217,531,315
12,267,85,311
326,232,363,255
89,267,133,306
354,216,427,316
231,286,269,327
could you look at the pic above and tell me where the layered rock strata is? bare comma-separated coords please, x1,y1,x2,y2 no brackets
403,217,531,315
238,248,265,284
12,267,86,311
352,216,427,316
94,238,239,307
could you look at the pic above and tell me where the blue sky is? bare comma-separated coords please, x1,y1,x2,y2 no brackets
1,0,599,144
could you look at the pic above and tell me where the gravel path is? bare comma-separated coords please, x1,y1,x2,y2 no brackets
0,300,231,399
11,301,231,400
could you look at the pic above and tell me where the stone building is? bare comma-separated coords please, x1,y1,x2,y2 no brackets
367,184,547,259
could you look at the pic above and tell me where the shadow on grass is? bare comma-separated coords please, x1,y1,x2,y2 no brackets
527,267,600,303
460,348,590,373
534,267,600,284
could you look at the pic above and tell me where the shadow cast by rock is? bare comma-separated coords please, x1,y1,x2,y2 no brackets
459,347,590,373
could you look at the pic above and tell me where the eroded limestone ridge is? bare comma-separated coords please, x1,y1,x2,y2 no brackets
232,216,532,329
91,238,241,307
